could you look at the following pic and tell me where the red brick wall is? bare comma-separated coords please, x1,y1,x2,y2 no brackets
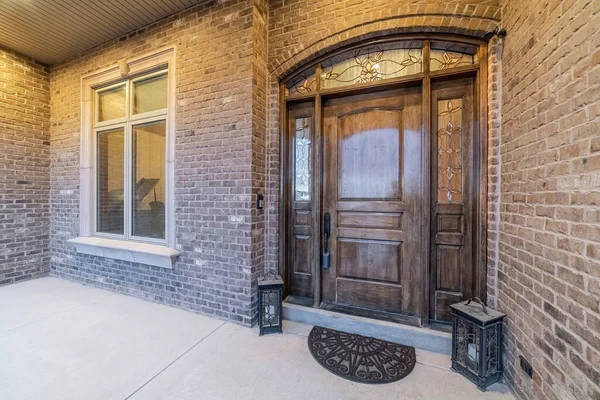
497,0,600,398
0,47,50,286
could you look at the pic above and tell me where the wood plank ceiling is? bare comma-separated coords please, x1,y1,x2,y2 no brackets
0,0,206,64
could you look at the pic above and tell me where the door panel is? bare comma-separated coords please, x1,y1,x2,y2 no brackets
338,110,401,199
322,87,422,317
430,78,475,322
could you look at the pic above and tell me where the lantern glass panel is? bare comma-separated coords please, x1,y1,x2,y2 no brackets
456,318,480,375
485,324,501,376
262,290,280,327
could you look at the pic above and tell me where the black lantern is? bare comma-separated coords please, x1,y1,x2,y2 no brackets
450,298,505,391
257,272,283,336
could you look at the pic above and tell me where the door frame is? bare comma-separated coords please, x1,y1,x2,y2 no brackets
278,34,488,327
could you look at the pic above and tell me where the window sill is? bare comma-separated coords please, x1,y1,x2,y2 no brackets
68,237,179,269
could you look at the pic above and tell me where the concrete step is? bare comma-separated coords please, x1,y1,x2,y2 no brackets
283,302,452,355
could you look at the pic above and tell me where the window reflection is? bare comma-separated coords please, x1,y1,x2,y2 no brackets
132,121,166,239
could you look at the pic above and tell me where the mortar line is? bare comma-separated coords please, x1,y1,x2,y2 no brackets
124,321,227,400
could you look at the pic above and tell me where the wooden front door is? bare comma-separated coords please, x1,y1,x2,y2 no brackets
284,66,481,327
321,87,423,320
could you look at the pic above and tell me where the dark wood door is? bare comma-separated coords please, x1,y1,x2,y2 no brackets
284,77,479,325
429,78,476,322
321,87,423,319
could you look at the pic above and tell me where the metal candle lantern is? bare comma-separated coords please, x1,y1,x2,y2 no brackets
450,298,505,391
257,272,283,336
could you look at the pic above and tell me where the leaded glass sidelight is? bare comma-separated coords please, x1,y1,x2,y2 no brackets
437,98,463,203
321,42,423,89
294,117,312,201
430,41,478,71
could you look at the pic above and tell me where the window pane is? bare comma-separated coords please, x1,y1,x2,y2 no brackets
133,73,168,114
437,98,463,203
430,41,478,71
294,117,312,201
286,68,316,96
98,85,126,122
321,41,422,89
132,121,166,239
97,127,124,234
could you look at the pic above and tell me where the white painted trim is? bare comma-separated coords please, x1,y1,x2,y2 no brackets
79,46,177,264
68,237,179,269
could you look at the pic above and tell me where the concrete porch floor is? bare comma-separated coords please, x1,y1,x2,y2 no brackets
0,278,515,400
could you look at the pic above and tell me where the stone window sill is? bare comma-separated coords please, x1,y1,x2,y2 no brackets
68,237,179,269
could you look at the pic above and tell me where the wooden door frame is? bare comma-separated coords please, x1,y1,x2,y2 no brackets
278,34,488,327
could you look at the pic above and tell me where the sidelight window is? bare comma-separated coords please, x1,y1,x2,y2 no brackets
94,71,168,242
294,117,312,201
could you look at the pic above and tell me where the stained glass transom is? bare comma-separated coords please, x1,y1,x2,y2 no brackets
430,41,478,71
437,98,463,203
321,43,423,89
286,68,317,96
294,117,312,201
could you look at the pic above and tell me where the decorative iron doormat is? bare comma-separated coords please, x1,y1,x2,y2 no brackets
307,326,416,384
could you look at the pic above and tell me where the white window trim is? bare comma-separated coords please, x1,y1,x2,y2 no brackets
69,47,178,269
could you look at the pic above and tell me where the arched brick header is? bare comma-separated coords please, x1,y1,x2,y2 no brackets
269,3,501,79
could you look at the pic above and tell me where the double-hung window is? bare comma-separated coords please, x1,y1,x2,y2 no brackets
94,71,168,243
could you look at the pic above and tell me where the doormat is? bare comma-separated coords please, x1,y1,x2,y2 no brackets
307,326,416,384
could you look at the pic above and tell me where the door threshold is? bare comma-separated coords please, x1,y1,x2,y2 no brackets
282,301,452,355
320,301,421,327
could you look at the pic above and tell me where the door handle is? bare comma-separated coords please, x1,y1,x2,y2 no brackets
322,212,331,269
324,212,331,239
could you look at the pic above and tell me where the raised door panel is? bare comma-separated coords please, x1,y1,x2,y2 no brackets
338,109,401,200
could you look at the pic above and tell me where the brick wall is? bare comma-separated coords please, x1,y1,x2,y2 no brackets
49,0,265,326
250,0,269,311
487,35,503,308
0,47,50,286
497,0,600,398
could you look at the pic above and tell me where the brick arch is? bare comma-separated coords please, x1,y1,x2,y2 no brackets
270,12,499,79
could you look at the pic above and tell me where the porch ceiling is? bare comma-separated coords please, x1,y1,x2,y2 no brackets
0,0,205,64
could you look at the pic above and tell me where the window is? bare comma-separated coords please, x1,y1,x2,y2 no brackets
72,48,177,269
94,71,168,242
